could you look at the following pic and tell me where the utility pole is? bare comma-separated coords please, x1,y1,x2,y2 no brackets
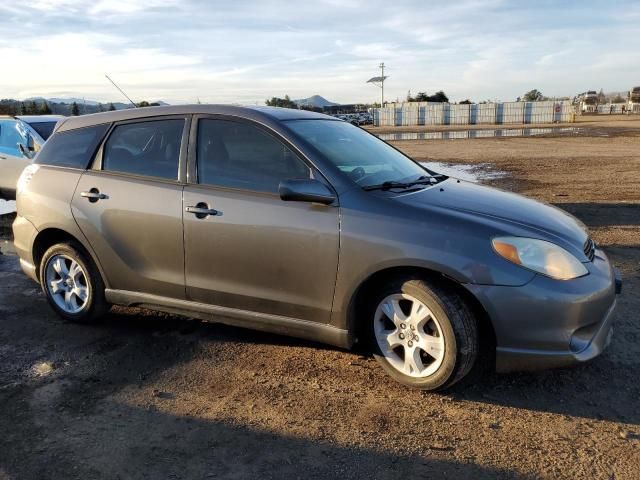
380,62,385,106
366,63,388,107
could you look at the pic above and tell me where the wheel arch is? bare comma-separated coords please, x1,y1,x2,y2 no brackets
32,227,107,286
347,266,496,356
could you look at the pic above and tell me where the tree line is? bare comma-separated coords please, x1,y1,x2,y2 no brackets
0,99,161,116
405,91,450,103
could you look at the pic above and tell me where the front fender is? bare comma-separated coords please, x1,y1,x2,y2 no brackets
329,198,536,331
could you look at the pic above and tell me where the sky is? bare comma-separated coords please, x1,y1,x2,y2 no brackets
1,0,639,105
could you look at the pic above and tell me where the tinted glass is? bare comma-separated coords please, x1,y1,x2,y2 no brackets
28,121,58,140
34,123,110,169
103,119,184,180
0,120,27,157
285,120,426,188
197,119,310,193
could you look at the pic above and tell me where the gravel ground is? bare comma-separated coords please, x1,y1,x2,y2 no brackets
0,120,639,479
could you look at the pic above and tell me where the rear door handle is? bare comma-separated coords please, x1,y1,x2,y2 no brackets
81,189,108,203
185,202,218,219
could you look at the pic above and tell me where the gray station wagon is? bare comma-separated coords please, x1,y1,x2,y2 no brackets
12,105,621,390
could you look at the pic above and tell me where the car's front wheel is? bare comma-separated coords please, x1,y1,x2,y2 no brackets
368,277,478,390
40,242,109,323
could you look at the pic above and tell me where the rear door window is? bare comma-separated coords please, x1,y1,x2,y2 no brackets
102,119,185,180
34,124,110,169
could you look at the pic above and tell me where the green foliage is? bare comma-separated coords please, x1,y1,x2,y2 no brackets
523,89,546,102
299,104,322,112
0,100,18,115
136,101,161,108
40,101,52,114
71,102,80,116
611,94,626,104
406,91,449,103
265,95,298,109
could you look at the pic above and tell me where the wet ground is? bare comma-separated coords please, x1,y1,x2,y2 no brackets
377,127,588,141
422,162,506,182
1,121,639,479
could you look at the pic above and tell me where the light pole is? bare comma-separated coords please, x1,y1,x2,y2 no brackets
367,62,388,107
379,62,385,106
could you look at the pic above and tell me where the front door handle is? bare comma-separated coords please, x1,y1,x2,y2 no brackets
81,188,108,203
185,202,218,219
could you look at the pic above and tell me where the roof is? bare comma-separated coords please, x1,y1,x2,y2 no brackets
15,115,65,123
56,105,335,132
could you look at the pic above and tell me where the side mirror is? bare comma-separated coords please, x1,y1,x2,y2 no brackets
18,135,36,159
279,179,336,205
18,143,35,159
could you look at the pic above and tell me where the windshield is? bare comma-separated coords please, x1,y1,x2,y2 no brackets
27,121,57,140
285,120,427,188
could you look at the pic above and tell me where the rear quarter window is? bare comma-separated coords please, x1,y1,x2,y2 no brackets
35,124,110,169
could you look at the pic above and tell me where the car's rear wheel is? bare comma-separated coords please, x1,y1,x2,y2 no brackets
368,277,478,390
40,242,108,323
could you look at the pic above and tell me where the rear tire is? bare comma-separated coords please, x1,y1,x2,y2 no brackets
39,242,109,323
367,277,478,391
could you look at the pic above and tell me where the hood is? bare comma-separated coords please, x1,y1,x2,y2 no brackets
394,179,589,252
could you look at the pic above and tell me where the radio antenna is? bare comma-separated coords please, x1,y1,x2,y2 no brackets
105,74,137,108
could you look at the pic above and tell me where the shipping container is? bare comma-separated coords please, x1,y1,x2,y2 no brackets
426,103,444,125
447,104,470,125
374,101,576,127
501,102,525,124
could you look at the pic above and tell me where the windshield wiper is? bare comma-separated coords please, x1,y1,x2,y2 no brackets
363,178,436,191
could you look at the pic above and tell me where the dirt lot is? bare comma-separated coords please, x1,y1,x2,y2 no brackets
1,119,639,479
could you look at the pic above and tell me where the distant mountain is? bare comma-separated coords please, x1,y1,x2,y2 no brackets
293,95,340,108
1,97,171,116
25,97,170,109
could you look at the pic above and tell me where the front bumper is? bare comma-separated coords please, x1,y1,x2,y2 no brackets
466,248,620,373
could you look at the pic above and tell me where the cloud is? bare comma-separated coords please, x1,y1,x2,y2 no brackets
1,0,639,104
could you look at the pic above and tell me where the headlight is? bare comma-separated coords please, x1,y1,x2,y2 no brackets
492,236,588,280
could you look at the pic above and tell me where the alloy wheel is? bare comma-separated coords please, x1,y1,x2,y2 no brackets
45,254,90,314
373,293,445,377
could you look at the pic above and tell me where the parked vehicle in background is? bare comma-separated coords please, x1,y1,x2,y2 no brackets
628,86,640,113
331,113,371,126
357,113,373,125
13,105,621,390
0,115,63,199
574,91,599,113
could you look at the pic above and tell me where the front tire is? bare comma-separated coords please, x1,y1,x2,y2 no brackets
368,277,478,390
40,242,108,323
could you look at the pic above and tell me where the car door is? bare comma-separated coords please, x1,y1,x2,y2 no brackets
72,116,189,299
0,120,30,197
183,116,340,323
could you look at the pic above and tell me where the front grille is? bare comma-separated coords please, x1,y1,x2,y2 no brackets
583,238,596,262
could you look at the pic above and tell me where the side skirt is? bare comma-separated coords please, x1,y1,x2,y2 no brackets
105,289,351,349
